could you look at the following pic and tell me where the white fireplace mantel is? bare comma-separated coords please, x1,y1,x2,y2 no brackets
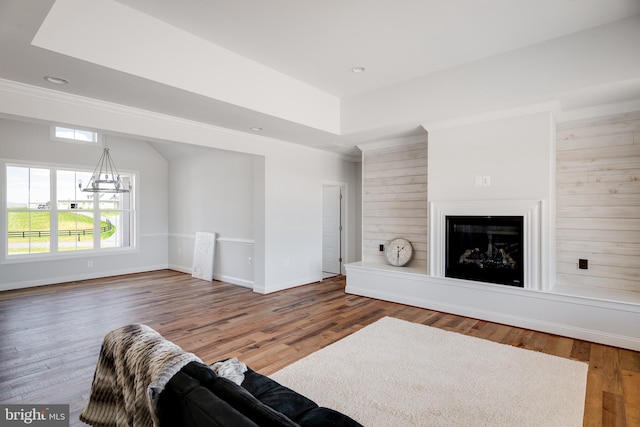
429,200,544,291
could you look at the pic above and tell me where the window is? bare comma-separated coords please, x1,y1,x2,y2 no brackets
51,126,99,144
5,163,135,257
7,166,51,254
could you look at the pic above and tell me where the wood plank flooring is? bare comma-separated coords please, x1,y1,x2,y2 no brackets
0,270,638,426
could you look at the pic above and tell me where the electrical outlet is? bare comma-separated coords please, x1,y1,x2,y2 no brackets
578,259,588,270
88,260,93,268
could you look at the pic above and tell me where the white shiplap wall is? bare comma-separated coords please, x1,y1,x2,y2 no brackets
556,111,640,293
361,142,428,269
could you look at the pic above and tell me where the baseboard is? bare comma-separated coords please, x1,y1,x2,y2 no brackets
167,264,191,274
256,274,324,295
168,264,254,289
214,274,254,289
0,264,169,292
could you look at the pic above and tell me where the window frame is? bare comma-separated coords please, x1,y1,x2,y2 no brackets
2,159,138,263
50,125,101,146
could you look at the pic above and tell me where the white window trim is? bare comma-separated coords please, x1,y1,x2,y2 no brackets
2,159,138,263
50,125,102,145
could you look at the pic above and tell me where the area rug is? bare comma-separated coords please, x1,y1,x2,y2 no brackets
270,317,588,426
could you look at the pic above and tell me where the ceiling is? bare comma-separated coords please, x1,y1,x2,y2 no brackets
1,0,639,157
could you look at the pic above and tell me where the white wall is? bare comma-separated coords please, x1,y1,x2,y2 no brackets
261,146,361,292
0,117,169,290
158,132,359,294
155,141,259,287
0,81,361,294
428,112,555,202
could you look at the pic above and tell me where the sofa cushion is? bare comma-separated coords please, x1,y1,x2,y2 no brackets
160,361,363,427
210,376,300,427
180,361,300,427
241,369,362,427
157,368,259,427
297,407,363,427
241,368,319,421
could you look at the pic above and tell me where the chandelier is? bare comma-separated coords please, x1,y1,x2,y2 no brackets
82,137,130,193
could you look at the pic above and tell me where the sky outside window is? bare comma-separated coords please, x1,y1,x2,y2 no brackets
54,126,98,143
7,166,50,208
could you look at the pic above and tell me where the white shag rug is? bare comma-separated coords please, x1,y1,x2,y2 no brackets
271,317,588,427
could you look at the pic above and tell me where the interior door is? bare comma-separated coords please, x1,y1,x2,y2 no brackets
322,185,342,275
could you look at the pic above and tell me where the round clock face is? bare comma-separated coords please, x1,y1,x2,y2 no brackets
385,238,413,267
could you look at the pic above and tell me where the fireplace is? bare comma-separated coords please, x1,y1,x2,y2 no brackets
445,216,524,287
430,200,542,291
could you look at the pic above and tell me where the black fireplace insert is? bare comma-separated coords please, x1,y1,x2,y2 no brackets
445,216,524,287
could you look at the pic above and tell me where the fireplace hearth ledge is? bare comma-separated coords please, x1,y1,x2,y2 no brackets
344,261,640,352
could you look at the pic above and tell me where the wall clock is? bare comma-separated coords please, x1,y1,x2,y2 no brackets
385,238,413,267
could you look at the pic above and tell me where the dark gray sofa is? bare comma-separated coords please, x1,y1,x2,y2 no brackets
81,323,359,427
157,360,362,427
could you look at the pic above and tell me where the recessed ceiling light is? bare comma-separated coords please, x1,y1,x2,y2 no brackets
44,76,69,85
351,66,366,73
250,127,263,132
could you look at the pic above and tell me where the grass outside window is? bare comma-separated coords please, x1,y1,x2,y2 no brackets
8,211,117,254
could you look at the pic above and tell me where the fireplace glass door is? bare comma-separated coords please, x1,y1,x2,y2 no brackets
445,216,524,287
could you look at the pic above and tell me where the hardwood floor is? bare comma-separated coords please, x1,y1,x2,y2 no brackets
0,270,638,426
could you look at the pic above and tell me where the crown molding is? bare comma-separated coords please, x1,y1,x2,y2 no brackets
554,98,640,124
421,101,562,132
0,78,356,161
0,78,245,135
357,133,427,152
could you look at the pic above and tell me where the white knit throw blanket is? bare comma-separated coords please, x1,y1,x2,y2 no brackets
80,324,202,427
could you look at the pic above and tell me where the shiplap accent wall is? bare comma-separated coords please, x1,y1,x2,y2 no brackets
361,141,428,269
556,111,640,293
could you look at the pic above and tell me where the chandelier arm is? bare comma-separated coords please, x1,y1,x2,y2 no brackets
106,149,122,180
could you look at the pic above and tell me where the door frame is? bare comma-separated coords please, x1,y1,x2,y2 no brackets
321,181,348,277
